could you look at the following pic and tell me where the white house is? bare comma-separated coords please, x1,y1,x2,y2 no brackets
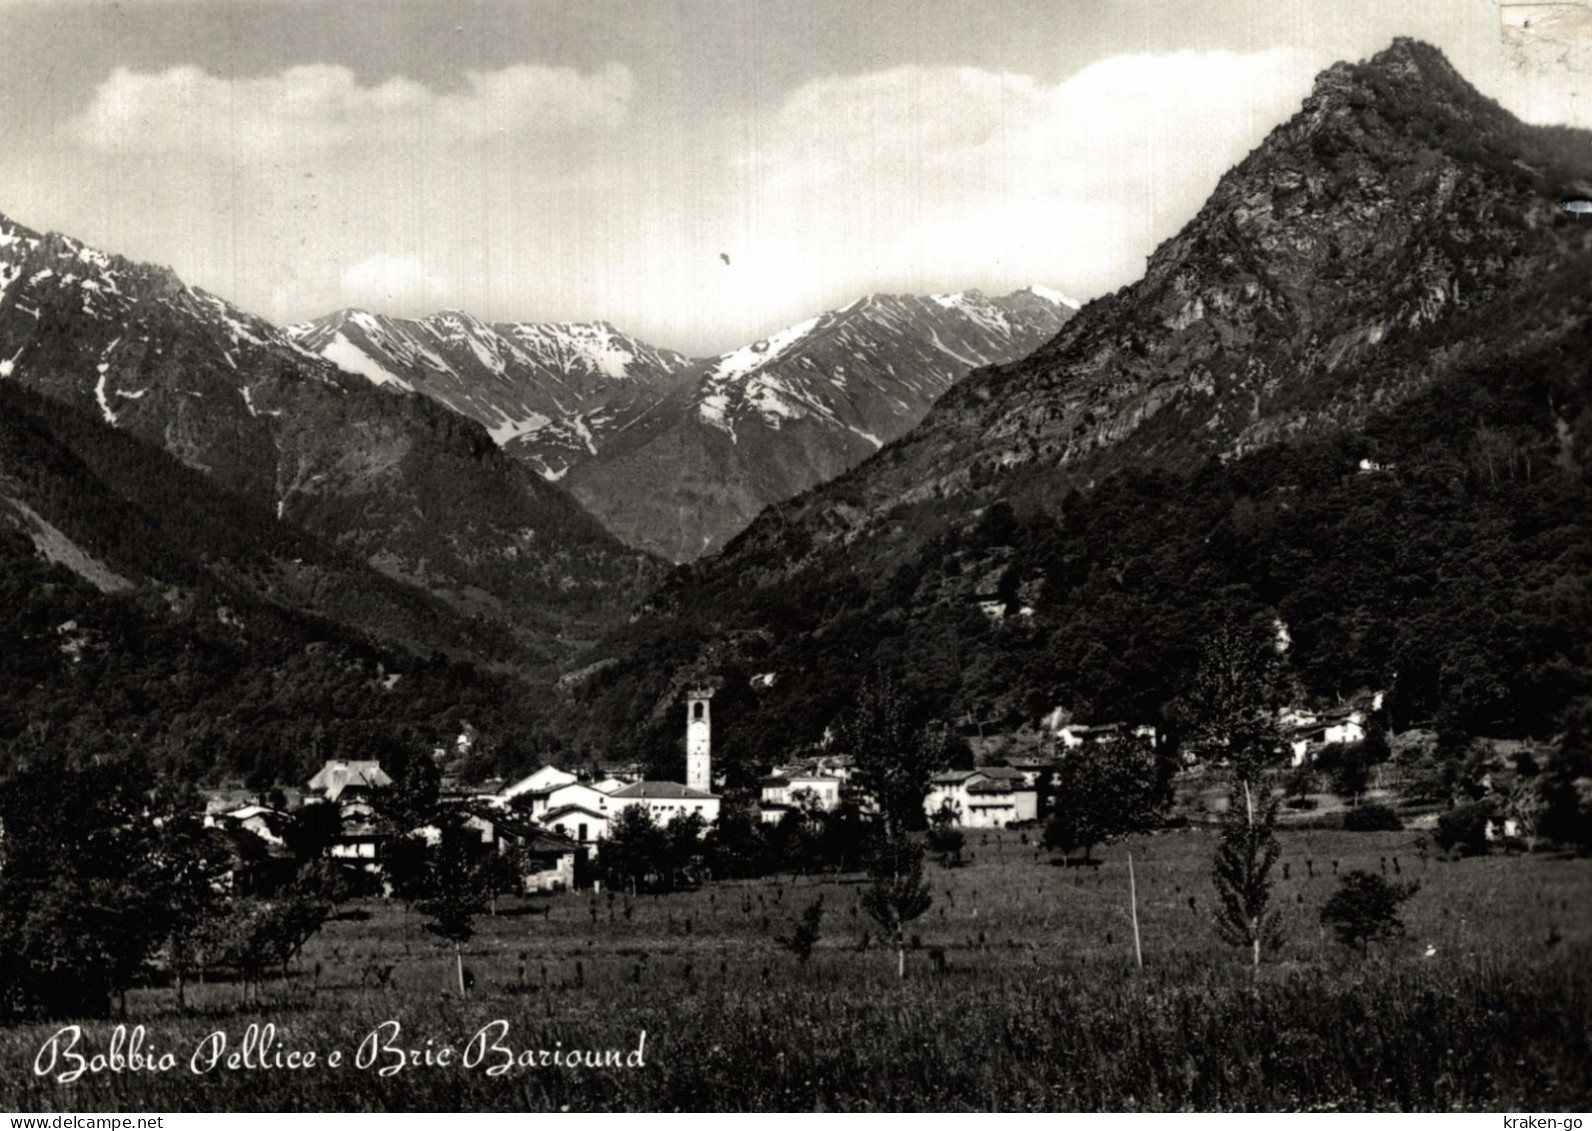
924,768,1038,829
497,764,578,803
541,803,611,847
1288,708,1367,766
509,780,615,822
758,772,844,824
608,781,721,827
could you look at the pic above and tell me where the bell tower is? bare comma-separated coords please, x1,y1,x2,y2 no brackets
686,687,714,793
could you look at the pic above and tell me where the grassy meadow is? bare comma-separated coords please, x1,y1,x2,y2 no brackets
3,826,1589,1111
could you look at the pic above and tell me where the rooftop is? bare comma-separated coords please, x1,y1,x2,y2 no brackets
610,780,718,801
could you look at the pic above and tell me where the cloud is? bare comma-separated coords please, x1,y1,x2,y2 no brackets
68,61,633,155
338,253,450,309
740,49,1310,298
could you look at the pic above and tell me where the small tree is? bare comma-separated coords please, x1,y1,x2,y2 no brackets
819,794,873,873
776,897,825,963
1212,778,1284,968
477,849,523,915
1434,799,1496,856
413,819,495,995
925,800,966,868
1320,871,1419,948
153,814,237,1008
220,862,341,1002
860,834,933,979
1320,741,1372,804
663,810,709,890
1043,734,1170,862
704,806,772,879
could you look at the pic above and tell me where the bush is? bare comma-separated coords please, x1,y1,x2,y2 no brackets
1320,871,1419,949
1434,799,1496,856
1343,803,1403,831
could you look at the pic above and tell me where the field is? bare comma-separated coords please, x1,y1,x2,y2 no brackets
3,827,1589,1112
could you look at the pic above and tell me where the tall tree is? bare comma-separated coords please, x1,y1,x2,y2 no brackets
1175,618,1287,779
1542,698,1592,853
1181,623,1289,967
0,754,171,1018
835,674,945,836
151,809,237,1009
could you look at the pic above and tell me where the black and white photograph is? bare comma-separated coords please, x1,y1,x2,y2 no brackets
1,0,1590,1116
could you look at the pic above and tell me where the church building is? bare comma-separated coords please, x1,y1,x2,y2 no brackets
606,687,721,827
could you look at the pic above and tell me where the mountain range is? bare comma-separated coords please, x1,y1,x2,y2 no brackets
0,213,662,661
3,38,1589,790
293,286,1075,560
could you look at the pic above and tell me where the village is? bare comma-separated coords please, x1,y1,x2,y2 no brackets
199,683,1396,898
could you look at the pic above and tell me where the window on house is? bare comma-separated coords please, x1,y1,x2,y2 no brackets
579,822,588,841
694,702,704,720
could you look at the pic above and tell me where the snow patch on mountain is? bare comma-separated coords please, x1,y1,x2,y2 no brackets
321,332,414,392
486,410,553,446
710,314,823,384
94,366,116,425
1027,284,1082,309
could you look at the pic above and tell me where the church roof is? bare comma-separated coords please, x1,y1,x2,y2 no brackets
610,780,717,801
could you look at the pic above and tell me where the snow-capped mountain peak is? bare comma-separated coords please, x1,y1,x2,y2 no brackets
287,308,691,455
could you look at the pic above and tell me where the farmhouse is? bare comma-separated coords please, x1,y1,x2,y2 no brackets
924,767,1038,829
484,815,583,893
307,760,393,868
1288,707,1367,766
1005,755,1056,789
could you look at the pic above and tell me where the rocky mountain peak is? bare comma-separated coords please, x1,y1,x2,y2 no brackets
633,37,1592,599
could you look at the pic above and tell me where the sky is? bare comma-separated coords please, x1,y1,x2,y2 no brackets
0,0,1588,356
